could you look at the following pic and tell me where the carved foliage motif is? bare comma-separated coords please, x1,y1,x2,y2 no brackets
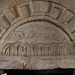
2,21,75,56
0,1,75,39
0,0,75,56
2,43,75,56
7,21,70,43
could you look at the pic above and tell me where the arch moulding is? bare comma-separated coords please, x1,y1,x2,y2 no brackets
0,0,75,70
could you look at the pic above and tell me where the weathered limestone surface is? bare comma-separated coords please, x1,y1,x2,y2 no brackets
0,0,75,70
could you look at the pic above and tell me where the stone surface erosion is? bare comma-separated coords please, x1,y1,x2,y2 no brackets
0,0,75,70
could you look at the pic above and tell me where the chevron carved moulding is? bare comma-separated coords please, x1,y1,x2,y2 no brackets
0,0,75,70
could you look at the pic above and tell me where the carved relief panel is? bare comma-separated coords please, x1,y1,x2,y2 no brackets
2,21,75,56
0,0,75,69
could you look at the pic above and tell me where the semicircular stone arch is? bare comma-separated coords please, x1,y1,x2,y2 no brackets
0,0,75,56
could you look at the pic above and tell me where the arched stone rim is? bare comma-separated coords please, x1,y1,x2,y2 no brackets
0,0,75,70
7,0,75,14
0,0,75,53
0,15,74,51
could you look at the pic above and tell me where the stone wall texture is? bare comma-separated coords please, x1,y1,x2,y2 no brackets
0,0,75,70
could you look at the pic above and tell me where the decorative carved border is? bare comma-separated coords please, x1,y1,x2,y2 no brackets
0,0,75,69
0,0,75,55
